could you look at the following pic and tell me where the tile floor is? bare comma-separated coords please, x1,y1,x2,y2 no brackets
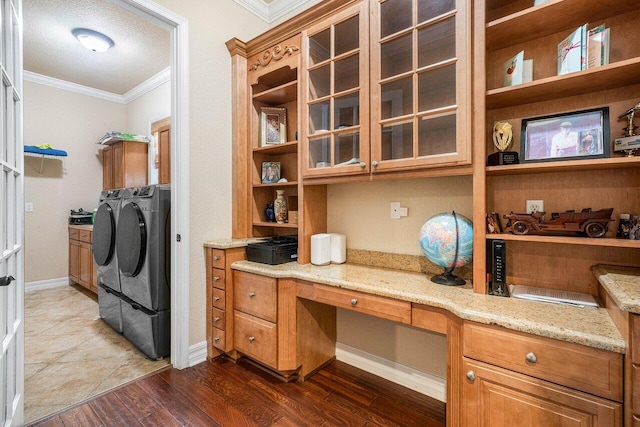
24,285,169,424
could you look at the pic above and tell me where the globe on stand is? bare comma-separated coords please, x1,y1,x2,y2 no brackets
419,211,474,286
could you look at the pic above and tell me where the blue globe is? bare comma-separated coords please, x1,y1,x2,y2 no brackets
419,212,473,285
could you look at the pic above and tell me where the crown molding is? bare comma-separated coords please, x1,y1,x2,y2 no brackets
233,0,313,23
23,71,125,103
23,67,171,104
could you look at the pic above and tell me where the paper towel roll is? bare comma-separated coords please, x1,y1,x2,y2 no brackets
310,234,331,266
330,233,346,264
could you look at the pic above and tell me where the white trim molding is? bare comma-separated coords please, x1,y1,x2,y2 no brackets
233,0,314,23
23,71,125,103
123,66,171,103
336,343,447,402
25,277,69,292
188,341,208,367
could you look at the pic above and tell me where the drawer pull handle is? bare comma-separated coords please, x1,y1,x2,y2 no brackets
249,292,255,298
466,370,476,382
248,336,255,343
213,256,220,261
214,296,220,302
213,276,220,282
525,352,537,364
214,336,220,342
213,317,220,323
350,298,358,306
359,161,366,169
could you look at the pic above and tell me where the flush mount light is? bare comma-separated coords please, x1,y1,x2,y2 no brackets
72,28,114,53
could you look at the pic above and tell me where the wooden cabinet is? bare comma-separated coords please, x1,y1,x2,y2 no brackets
157,124,170,185
205,247,247,358
472,0,640,293
102,140,148,190
69,227,97,293
462,322,623,427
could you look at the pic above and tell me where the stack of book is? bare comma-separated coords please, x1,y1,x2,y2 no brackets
97,131,150,145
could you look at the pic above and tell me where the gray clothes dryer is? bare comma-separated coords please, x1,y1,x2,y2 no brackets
93,188,124,333
116,184,171,359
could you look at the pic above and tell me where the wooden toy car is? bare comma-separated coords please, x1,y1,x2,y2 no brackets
503,208,613,238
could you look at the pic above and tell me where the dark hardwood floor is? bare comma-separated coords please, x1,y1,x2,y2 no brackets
29,358,446,427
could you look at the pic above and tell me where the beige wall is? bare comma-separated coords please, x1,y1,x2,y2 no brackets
23,82,126,282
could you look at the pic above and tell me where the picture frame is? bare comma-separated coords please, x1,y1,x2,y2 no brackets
260,107,287,146
520,107,610,163
261,161,280,184
486,212,503,234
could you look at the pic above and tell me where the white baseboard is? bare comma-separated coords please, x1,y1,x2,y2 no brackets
336,342,446,403
25,277,70,292
188,341,208,367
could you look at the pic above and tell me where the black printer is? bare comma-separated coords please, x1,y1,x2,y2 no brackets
246,236,298,265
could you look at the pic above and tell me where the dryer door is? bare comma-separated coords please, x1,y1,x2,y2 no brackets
93,203,117,267
116,202,147,278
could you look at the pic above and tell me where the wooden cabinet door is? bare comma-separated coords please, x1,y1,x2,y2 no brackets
102,145,113,190
112,142,124,189
158,124,170,184
462,358,622,427
69,240,80,283
78,241,93,290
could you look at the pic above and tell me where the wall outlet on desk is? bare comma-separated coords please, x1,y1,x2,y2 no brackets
526,200,543,214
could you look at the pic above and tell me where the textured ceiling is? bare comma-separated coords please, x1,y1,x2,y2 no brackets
23,0,170,95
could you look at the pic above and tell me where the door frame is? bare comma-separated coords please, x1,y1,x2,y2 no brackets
112,0,190,369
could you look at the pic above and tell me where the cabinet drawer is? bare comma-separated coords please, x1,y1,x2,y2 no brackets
79,230,92,243
69,228,79,240
210,267,226,290
302,282,411,324
211,307,226,330
632,364,640,415
234,271,277,322
234,310,277,368
463,322,623,402
210,327,226,351
211,288,225,310
210,249,225,270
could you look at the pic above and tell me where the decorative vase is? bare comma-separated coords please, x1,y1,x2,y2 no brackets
274,190,287,224
264,203,275,222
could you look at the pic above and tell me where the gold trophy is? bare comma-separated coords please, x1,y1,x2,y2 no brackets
615,102,640,156
488,121,519,165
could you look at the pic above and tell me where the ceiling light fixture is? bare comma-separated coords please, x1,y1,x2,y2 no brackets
72,28,114,53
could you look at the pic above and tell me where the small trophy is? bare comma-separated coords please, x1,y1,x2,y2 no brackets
488,121,519,165
614,102,640,156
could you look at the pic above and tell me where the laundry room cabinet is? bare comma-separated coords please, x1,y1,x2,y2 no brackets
102,140,148,190
68,226,97,293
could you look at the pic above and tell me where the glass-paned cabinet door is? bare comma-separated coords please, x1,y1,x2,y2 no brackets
370,0,471,173
301,1,369,178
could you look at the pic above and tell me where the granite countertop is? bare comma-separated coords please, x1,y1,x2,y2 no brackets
593,264,640,314
232,260,626,354
204,238,267,249
68,224,93,231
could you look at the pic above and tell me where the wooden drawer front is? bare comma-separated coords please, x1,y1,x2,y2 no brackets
210,267,226,290
464,322,623,402
210,249,225,270
79,230,92,243
309,283,411,324
632,364,640,415
69,228,79,240
632,314,640,364
211,307,226,330
412,304,447,334
211,288,226,311
234,310,277,369
210,328,226,351
234,271,277,322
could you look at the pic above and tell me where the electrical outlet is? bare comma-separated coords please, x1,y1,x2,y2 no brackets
390,202,408,219
526,200,543,214
25,202,34,212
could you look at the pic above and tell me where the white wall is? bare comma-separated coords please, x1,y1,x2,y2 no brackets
23,82,127,282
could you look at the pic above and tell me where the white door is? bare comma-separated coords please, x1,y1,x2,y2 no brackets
0,0,23,425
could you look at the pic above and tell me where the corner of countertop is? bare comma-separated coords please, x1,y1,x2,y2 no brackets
593,264,640,314
203,237,267,249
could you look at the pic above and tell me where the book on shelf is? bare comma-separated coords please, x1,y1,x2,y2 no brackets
503,51,533,87
534,0,550,5
558,24,587,75
97,131,150,145
509,284,599,307
587,24,610,69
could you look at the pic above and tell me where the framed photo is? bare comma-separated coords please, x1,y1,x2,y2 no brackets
520,107,610,163
260,107,287,146
261,161,280,184
486,212,503,234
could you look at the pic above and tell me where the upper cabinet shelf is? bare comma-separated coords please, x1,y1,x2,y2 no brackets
486,156,640,176
486,0,637,50
486,58,640,110
253,80,297,105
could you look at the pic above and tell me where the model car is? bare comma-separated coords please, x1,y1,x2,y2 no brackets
503,208,613,238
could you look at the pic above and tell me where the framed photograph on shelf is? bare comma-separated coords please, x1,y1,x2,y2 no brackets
260,107,287,146
261,161,281,184
520,107,610,163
